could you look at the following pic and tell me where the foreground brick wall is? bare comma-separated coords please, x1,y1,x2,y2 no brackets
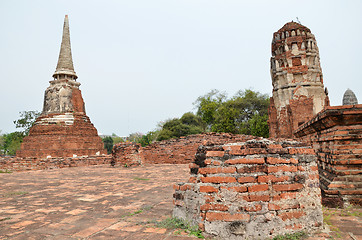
173,139,323,239
112,133,255,165
295,105,362,207
0,155,111,172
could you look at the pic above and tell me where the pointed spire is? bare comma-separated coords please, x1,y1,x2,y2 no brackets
53,15,77,80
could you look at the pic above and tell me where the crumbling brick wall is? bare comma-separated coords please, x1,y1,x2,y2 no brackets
111,133,255,166
295,105,362,207
0,155,111,172
173,138,323,239
111,142,142,167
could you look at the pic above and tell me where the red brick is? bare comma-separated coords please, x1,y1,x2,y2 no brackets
199,167,236,174
268,165,297,173
258,175,289,183
200,204,229,211
188,177,197,183
220,186,247,193
204,159,212,165
225,158,265,165
310,166,318,171
206,212,250,222
237,165,267,173
278,210,305,221
198,223,205,231
349,159,362,164
180,184,191,191
266,157,290,164
204,195,214,203
242,204,262,212
268,203,300,210
273,183,303,192
212,160,222,166
238,176,256,183
243,195,270,202
206,151,224,157
248,184,269,192
201,176,236,183
273,192,297,201
199,186,218,193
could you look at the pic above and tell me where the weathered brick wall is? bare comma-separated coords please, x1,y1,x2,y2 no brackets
112,133,255,166
295,105,362,207
173,138,323,239
111,142,142,167
0,155,111,172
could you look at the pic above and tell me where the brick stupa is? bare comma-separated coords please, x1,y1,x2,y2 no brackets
268,22,330,138
17,15,106,159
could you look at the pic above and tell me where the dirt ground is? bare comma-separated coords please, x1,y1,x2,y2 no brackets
0,164,361,240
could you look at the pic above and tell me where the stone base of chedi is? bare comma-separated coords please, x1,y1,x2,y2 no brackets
17,112,106,159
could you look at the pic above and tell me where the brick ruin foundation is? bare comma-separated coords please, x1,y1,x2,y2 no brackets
173,138,323,239
295,105,362,207
0,155,111,172
111,133,255,166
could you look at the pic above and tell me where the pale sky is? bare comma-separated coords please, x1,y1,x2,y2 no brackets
1,0,361,136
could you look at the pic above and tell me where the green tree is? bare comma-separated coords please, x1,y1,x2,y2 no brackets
0,131,5,154
2,132,24,156
13,111,41,135
248,113,269,137
156,112,204,141
102,136,114,154
194,90,226,130
111,133,124,145
194,89,270,137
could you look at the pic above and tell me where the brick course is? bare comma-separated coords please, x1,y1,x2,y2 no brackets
295,104,362,207
0,155,111,172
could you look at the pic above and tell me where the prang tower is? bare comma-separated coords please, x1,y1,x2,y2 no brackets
268,22,329,138
17,15,106,158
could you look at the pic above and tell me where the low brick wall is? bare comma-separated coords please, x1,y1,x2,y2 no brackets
112,133,255,165
173,139,323,239
0,155,111,172
295,105,362,207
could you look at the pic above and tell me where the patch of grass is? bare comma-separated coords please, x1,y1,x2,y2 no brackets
0,217,11,222
273,231,308,240
2,191,28,198
133,177,149,181
0,169,12,173
123,206,153,218
156,217,204,239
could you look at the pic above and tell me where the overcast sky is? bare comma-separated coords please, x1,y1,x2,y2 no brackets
1,0,361,136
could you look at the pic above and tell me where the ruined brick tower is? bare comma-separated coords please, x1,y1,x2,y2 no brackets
268,22,329,138
17,15,106,158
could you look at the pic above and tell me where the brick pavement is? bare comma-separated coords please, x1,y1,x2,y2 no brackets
1,164,361,240
0,164,194,240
